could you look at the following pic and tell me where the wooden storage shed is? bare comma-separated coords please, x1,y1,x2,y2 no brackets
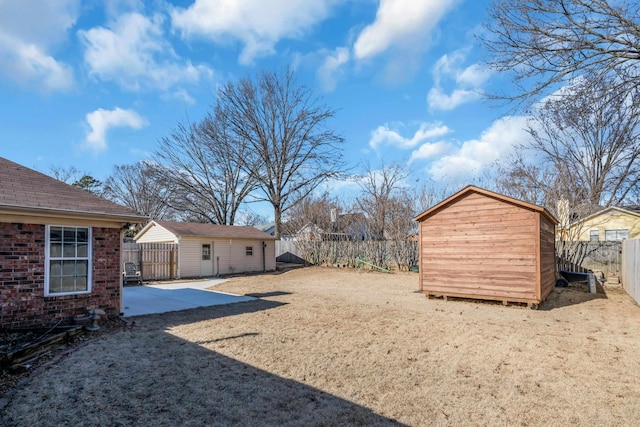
413,186,558,306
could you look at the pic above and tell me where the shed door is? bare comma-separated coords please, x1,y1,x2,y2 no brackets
201,243,213,276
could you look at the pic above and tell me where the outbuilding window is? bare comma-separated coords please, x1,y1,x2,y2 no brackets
246,246,253,256
45,226,92,296
589,230,599,241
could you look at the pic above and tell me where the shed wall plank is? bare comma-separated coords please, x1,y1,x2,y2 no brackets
419,191,539,302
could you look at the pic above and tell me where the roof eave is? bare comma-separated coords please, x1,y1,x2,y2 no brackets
0,204,148,224
173,232,278,240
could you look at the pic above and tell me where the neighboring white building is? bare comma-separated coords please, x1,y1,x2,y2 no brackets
135,220,277,278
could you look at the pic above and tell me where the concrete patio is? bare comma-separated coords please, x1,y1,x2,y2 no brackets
122,279,255,317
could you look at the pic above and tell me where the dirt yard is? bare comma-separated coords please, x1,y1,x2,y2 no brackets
2,267,640,426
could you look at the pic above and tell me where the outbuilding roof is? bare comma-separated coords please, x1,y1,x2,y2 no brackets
140,220,278,240
0,157,146,222
413,185,558,224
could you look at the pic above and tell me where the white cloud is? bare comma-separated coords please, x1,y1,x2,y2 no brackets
0,41,74,91
457,63,492,87
169,89,196,105
427,87,479,111
104,0,143,18
369,122,451,151
317,47,349,92
171,0,336,65
428,116,531,182
79,13,212,92
427,49,492,111
84,107,147,152
353,0,459,61
317,174,362,196
409,140,451,163
0,0,79,91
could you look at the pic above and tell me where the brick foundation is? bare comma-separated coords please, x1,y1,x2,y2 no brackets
1,223,121,329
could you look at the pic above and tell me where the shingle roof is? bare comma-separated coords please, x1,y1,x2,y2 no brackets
156,221,278,240
0,157,145,221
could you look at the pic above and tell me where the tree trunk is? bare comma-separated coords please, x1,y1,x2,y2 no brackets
273,205,283,239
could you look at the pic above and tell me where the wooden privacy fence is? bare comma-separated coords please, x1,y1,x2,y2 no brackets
122,242,178,281
622,239,640,305
276,240,418,271
556,241,622,277
278,239,624,276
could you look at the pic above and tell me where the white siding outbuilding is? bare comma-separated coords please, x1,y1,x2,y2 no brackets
135,221,277,278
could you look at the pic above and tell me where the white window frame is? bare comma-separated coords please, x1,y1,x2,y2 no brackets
246,246,253,256
45,225,92,296
589,230,599,241
604,229,629,241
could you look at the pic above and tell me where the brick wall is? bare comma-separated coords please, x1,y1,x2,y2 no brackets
0,223,121,329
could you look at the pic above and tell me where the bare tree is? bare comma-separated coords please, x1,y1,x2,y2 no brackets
355,161,410,240
215,67,345,238
48,165,82,184
482,0,640,105
494,155,558,207
413,179,458,214
528,76,640,209
382,190,416,241
103,162,173,220
497,78,640,214
235,211,270,227
496,75,640,270
282,192,343,238
47,165,104,195
155,117,257,225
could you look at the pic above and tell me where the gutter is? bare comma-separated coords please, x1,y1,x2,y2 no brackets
0,204,147,224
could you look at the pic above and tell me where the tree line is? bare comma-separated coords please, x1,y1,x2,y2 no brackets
53,67,444,241
53,0,640,244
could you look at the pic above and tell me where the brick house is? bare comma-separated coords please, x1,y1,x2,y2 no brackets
0,157,146,329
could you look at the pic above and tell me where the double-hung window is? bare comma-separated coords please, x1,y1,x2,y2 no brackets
604,229,629,241
46,226,92,295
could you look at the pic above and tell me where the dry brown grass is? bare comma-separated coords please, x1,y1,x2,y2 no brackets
2,267,640,426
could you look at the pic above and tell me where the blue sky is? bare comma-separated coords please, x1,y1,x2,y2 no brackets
0,0,532,217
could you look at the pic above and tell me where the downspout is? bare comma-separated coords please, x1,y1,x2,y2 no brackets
176,236,181,279
119,228,125,316
262,241,266,272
